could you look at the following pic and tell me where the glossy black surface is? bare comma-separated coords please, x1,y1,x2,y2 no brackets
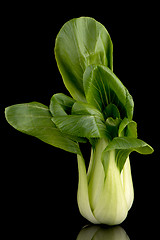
2,3,159,238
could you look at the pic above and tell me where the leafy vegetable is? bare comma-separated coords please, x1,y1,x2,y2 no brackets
5,17,154,225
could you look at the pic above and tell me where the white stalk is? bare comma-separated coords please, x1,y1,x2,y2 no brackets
121,157,134,210
77,138,134,225
93,149,128,225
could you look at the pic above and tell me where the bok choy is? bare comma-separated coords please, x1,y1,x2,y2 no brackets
5,17,154,225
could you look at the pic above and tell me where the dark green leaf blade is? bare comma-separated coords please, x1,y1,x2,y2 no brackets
55,17,113,101
49,94,87,143
71,101,104,120
5,102,81,154
118,118,137,138
49,93,75,117
105,117,121,139
52,115,107,139
83,65,134,120
104,137,154,172
103,103,120,120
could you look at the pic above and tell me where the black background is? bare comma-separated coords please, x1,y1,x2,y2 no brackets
1,2,160,238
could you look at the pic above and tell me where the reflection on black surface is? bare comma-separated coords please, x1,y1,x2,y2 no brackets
76,225,130,240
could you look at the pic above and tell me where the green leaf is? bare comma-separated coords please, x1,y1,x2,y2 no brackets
49,94,87,143
55,17,113,102
72,101,104,120
52,115,107,139
103,137,154,172
83,65,134,120
5,102,81,154
118,117,137,138
51,100,107,139
105,117,121,139
103,103,120,120
49,93,75,117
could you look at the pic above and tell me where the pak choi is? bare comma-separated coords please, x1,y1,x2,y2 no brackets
5,17,154,225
